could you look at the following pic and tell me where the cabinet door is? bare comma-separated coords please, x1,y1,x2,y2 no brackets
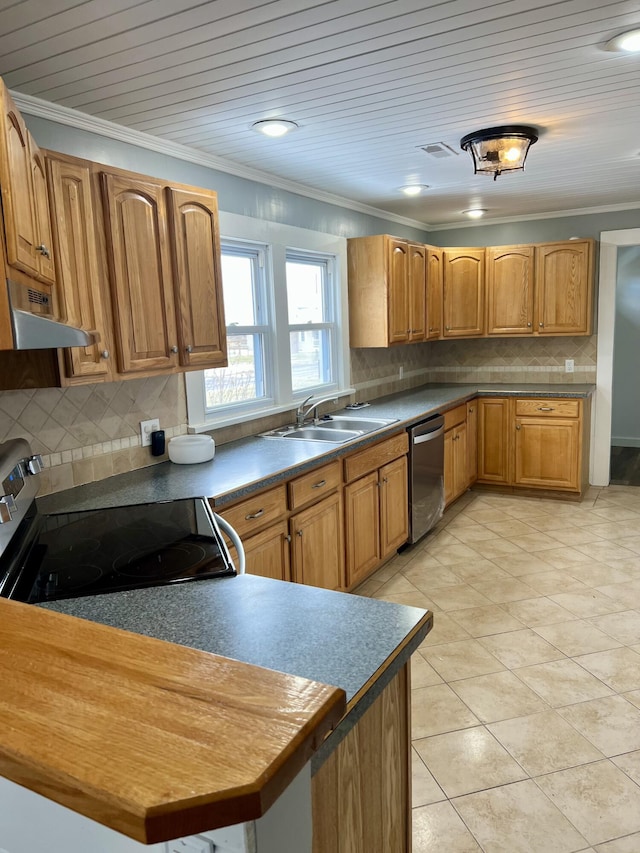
291,491,345,590
386,238,409,343
345,471,380,587
29,140,56,285
466,400,478,486
477,397,511,484
166,187,227,368
102,173,179,373
379,455,409,557
426,247,443,339
443,248,484,337
535,241,593,335
46,155,112,381
444,428,455,505
486,245,534,335
453,422,468,498
514,417,580,490
407,242,426,342
243,521,291,581
0,83,39,277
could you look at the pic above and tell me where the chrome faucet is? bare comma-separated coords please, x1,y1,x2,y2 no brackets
294,395,338,427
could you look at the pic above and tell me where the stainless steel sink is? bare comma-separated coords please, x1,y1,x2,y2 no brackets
261,414,398,443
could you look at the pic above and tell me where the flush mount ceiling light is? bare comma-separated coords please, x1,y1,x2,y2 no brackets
460,125,538,180
463,208,487,219
251,119,299,137
399,184,429,196
605,28,640,52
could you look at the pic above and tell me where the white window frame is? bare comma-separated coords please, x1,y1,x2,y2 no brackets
185,212,353,431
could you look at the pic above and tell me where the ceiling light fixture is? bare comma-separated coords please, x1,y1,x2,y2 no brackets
460,125,538,180
463,208,487,219
605,28,640,52
399,184,429,196
251,119,298,137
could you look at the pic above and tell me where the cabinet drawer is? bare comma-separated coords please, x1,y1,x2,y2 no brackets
443,403,467,431
289,461,342,511
344,432,409,483
515,398,581,418
215,485,287,538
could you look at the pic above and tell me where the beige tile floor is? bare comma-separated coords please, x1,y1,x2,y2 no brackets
359,485,640,853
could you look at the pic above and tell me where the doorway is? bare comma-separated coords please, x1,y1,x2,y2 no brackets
593,228,640,485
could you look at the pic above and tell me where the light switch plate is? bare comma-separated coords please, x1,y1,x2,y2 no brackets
140,418,160,447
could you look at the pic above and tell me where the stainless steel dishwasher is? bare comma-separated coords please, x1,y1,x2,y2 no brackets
407,414,445,544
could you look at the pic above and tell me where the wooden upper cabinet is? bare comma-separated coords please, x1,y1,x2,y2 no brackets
387,238,410,343
0,81,55,284
485,245,534,335
426,247,443,339
46,154,112,382
166,187,227,368
407,242,426,342
101,173,179,374
535,240,594,335
443,248,484,337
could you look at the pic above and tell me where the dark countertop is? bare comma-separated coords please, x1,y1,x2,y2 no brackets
40,573,433,767
38,382,594,514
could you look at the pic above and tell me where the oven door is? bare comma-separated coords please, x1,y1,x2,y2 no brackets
8,497,241,604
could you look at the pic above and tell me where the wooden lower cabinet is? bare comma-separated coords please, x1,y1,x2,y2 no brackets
477,396,587,494
242,521,291,581
291,491,345,590
344,434,409,588
312,664,410,853
466,400,478,485
444,421,467,506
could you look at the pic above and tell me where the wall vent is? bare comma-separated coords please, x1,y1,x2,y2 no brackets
419,142,458,158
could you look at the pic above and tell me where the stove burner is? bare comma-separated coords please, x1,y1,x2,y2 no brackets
51,538,101,560
35,562,104,598
113,542,210,578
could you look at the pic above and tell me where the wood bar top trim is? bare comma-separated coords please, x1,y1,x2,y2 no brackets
0,599,346,843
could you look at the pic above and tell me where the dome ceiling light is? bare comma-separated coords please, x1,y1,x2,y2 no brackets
460,125,538,181
251,119,299,137
463,208,487,219
605,28,640,52
399,184,429,196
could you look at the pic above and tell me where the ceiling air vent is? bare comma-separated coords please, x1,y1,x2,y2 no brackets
419,142,458,158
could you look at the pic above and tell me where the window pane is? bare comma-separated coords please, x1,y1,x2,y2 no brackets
290,329,332,391
221,254,257,325
205,334,265,408
286,260,325,323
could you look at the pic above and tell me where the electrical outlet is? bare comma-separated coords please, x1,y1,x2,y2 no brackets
165,837,215,853
140,418,160,447
565,359,575,373
399,365,404,380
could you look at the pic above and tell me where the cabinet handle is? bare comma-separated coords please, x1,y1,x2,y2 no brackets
382,477,389,484
297,529,303,537
245,508,264,520
516,424,521,430
100,350,110,359
469,407,474,412
537,406,554,412
527,322,532,327
312,479,326,489
445,326,450,331
170,345,178,353
539,322,544,328
285,534,292,543
36,243,50,258
185,345,193,353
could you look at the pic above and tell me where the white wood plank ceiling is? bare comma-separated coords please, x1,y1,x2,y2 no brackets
1,0,639,227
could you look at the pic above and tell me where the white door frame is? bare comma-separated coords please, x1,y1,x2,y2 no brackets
592,228,640,485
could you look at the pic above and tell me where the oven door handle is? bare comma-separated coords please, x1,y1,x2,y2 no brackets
213,513,246,575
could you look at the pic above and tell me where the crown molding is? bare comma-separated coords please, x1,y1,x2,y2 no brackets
428,201,640,231
12,90,430,233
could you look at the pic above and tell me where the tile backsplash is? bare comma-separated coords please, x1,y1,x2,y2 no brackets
0,335,597,496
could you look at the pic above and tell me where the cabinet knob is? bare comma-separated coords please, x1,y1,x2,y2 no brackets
285,534,292,543
297,529,303,537
445,326,450,331
539,322,544,328
171,345,178,353
516,424,521,430
406,328,411,335
185,345,193,353
36,243,50,258
100,350,110,359
527,322,532,327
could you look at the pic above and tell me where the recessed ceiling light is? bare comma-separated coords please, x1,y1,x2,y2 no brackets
399,184,429,196
251,119,299,137
605,28,640,52
463,208,487,219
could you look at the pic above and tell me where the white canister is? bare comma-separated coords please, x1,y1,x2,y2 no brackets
167,434,215,464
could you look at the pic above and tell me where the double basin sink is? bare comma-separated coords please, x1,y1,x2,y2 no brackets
261,414,398,444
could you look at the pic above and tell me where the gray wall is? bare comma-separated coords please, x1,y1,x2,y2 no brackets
25,115,429,242
612,246,640,446
430,209,640,247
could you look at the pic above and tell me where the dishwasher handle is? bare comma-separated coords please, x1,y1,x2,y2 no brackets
413,424,445,445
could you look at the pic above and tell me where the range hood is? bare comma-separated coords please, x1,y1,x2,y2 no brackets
5,279,98,350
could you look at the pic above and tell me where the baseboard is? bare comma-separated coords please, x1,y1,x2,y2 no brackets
611,437,640,448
